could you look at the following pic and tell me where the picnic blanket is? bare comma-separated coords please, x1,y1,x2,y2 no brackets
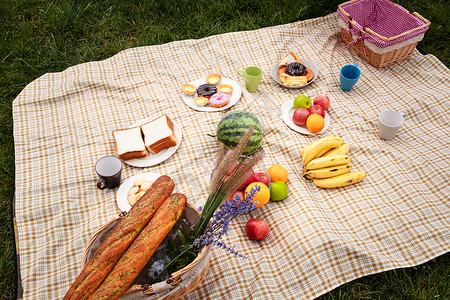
13,12,450,299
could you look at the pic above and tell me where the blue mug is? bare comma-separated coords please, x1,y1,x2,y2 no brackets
340,63,361,91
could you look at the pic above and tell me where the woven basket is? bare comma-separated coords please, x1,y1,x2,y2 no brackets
82,203,211,299
338,0,430,68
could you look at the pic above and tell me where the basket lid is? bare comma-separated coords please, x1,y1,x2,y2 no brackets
338,0,430,48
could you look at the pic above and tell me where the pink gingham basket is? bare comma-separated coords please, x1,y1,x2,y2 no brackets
338,0,430,68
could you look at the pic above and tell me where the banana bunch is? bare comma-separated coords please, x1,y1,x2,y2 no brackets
302,137,366,188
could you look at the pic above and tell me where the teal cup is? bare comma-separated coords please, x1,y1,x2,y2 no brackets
237,66,263,93
340,63,361,92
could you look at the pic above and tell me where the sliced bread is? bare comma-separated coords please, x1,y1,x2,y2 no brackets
112,126,148,160
141,115,177,154
278,51,302,68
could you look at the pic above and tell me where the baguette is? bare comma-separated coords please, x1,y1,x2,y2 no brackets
64,175,175,300
89,193,187,300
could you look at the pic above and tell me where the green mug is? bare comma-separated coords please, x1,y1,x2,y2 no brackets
237,66,263,93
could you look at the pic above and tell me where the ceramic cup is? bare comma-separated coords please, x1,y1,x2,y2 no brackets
95,156,123,189
340,63,361,91
378,110,404,140
237,66,263,93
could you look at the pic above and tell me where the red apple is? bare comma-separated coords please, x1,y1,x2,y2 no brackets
292,108,310,126
230,191,244,202
313,94,330,110
308,104,325,118
253,172,270,188
238,169,255,191
245,219,269,240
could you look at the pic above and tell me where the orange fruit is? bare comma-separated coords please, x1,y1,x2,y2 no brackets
244,182,270,208
268,165,288,183
306,114,325,133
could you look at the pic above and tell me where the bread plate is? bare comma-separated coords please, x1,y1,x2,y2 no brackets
124,117,182,167
280,100,330,135
270,58,319,89
180,77,242,112
116,172,172,212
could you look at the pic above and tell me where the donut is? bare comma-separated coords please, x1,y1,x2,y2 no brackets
217,84,233,94
206,73,221,85
286,62,306,76
181,84,197,95
193,97,209,107
209,92,230,108
196,84,217,98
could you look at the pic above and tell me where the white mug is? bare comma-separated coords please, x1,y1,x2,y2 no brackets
377,110,404,140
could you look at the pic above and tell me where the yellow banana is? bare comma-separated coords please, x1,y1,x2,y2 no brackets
306,154,350,170
303,164,351,179
303,137,343,168
322,143,350,157
301,143,314,165
313,171,366,188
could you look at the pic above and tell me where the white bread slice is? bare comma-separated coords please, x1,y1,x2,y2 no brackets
141,115,177,154
112,127,148,160
278,51,302,68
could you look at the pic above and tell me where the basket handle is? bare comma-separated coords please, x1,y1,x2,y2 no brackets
338,0,431,42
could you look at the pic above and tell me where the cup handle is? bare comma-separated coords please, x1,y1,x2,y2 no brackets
237,69,244,77
353,63,358,67
97,178,107,190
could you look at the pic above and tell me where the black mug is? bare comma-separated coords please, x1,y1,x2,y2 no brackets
95,156,123,189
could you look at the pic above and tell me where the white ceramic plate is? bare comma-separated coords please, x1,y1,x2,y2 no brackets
124,117,182,167
180,77,242,112
280,100,330,135
270,58,319,89
116,172,167,212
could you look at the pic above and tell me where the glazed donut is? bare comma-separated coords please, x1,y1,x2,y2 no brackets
286,62,306,76
217,84,233,94
206,73,222,85
196,84,217,98
181,84,197,95
209,92,230,108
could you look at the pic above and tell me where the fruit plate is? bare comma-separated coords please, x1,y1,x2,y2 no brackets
124,117,182,168
180,77,242,112
280,100,330,135
270,58,319,89
116,172,170,212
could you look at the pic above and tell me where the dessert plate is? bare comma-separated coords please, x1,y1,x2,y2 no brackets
116,172,167,212
124,117,182,167
280,100,330,135
180,77,242,112
271,58,319,89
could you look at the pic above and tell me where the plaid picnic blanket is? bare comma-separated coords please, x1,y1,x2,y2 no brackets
12,13,450,299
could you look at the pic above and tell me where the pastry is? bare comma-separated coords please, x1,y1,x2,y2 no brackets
193,96,209,106
181,84,197,95
197,83,217,98
209,92,230,108
304,68,314,82
217,84,233,94
206,73,221,85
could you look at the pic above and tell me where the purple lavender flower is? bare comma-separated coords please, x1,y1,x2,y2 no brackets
193,185,259,258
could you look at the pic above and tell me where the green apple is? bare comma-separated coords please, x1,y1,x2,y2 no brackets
294,95,312,109
270,181,288,201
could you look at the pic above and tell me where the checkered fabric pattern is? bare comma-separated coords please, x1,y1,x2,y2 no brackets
13,13,450,300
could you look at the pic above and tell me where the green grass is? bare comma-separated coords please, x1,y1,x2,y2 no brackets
0,0,448,299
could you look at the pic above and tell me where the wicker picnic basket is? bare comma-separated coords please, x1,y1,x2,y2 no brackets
82,203,211,299
338,0,430,68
